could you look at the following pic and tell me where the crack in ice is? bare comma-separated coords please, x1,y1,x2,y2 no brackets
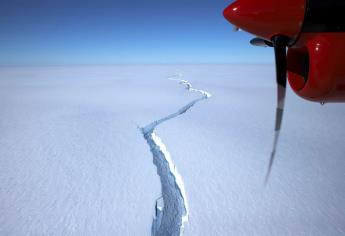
140,74,211,236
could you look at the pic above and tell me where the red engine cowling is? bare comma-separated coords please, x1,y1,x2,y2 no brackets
223,0,305,44
287,33,345,102
223,0,345,103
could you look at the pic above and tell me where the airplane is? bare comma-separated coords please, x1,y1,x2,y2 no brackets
223,0,345,183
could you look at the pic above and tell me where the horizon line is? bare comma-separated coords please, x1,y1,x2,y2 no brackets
0,62,274,67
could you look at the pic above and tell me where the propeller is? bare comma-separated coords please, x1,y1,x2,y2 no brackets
250,36,289,184
265,36,289,185
250,38,273,47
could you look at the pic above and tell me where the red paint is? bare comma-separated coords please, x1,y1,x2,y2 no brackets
286,46,309,91
223,0,306,41
287,33,345,102
223,0,345,103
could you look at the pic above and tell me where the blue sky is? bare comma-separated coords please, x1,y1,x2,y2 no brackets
0,0,273,65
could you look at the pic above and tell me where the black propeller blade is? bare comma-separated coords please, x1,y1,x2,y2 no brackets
264,35,289,185
217,29,290,184
250,37,273,47
250,35,289,184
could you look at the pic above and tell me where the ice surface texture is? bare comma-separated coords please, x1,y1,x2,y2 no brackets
1,65,345,235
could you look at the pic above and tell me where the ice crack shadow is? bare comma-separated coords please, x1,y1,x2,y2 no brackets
140,74,211,236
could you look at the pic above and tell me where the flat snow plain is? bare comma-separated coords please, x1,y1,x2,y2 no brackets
1,64,345,235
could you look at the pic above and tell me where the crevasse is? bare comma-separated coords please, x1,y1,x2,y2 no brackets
141,75,211,236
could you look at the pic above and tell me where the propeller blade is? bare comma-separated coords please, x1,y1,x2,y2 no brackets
250,37,273,47
265,36,289,185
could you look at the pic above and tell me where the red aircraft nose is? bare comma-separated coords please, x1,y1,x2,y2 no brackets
223,0,306,42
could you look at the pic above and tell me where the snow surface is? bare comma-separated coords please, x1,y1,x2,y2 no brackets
1,64,345,235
